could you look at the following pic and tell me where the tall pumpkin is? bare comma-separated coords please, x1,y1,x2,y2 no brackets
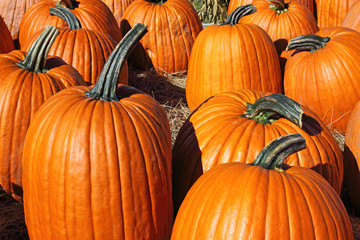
185,6,282,111
22,7,125,86
343,0,360,32
316,0,357,28
0,16,15,53
120,0,203,74
0,26,86,200
171,134,353,240
18,0,122,48
22,24,173,240
173,90,343,213
284,27,360,133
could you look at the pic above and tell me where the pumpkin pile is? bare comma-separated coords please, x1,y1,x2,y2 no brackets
1,0,360,239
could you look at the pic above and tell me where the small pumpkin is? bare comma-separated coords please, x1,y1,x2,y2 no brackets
0,16,15,53
22,23,173,239
171,134,353,239
0,26,86,200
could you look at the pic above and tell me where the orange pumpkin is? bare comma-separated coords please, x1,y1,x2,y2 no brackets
173,90,343,213
102,0,135,25
0,16,15,53
284,27,360,133
343,0,360,32
185,6,282,111
22,24,173,239
316,0,357,28
172,134,353,239
0,26,86,200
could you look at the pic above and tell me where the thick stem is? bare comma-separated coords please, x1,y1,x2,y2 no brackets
146,0,166,4
17,26,59,73
286,34,331,53
268,0,290,14
84,23,148,102
252,133,306,172
50,5,81,30
240,94,304,128
225,4,257,25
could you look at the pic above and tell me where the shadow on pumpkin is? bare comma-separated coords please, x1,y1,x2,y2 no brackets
274,38,288,81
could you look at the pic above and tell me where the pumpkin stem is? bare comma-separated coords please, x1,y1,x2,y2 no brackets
55,0,78,9
252,133,306,172
17,26,59,73
50,5,81,30
225,4,257,25
240,94,304,128
286,34,331,53
147,0,167,4
84,23,148,102
268,0,290,14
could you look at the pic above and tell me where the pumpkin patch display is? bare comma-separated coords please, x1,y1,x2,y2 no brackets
0,16,15,53
173,90,343,214
21,7,125,86
185,6,282,111
22,24,173,240
343,0,360,32
120,0,203,75
171,134,353,240
0,26,86,200
284,27,360,133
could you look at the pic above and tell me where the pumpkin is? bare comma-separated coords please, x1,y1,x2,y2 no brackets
0,26,86,200
22,23,173,239
173,90,343,213
18,0,122,48
185,6,282,112
316,0,357,28
102,0,135,25
120,0,203,74
0,16,15,53
284,28,360,133
171,134,353,239
22,7,125,86
343,0,360,32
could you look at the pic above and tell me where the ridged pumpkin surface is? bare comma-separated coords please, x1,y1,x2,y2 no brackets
284,27,360,133
185,24,282,111
173,89,343,213
0,17,15,53
120,0,203,74
172,162,353,239
343,0,360,32
102,0,135,25
316,0,357,28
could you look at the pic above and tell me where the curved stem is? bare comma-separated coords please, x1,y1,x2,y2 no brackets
225,4,257,25
50,6,81,30
17,26,59,73
84,23,148,102
252,133,306,172
240,94,304,128
286,34,331,53
268,0,290,14
55,0,77,9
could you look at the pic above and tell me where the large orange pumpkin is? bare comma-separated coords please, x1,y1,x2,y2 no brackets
0,26,86,200
316,0,357,28
0,16,15,53
173,90,343,213
18,0,121,48
343,0,360,32
22,24,173,239
22,6,125,86
185,6,282,111
172,134,353,239
284,27,360,133
120,0,203,75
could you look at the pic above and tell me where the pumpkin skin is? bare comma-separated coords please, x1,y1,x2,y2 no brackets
0,26,86,200
284,27,360,133
172,89,343,213
120,0,203,75
343,0,360,32
22,24,173,240
185,8,282,112
102,0,135,25
316,0,357,28
18,0,122,48
0,16,15,53
171,136,353,239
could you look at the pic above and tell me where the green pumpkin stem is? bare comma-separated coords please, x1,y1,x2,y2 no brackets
252,133,306,172
286,34,331,53
147,0,166,4
225,4,257,25
50,5,81,30
84,23,148,102
268,0,290,14
240,94,304,128
17,26,59,73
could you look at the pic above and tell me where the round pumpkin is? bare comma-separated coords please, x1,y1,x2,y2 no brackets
0,26,86,200
185,6,282,111
173,89,343,213
284,27,360,133
22,24,173,239
120,0,203,75
0,16,15,53
316,0,357,28
171,134,353,239
343,0,360,32
18,0,122,48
